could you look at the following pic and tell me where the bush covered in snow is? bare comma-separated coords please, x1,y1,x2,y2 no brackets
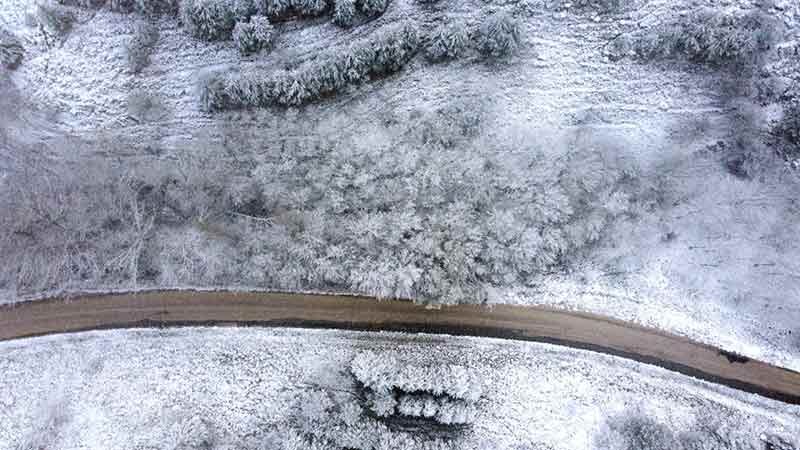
110,0,180,14
351,351,484,401
288,386,459,449
475,10,521,59
127,89,166,122
350,351,481,425
424,20,469,62
56,0,104,7
595,409,768,450
565,0,624,13
0,28,24,70
261,0,330,18
180,0,238,40
395,394,477,425
34,2,76,44
167,415,215,450
332,0,356,27
629,8,776,67
200,21,419,109
771,98,800,161
357,0,388,17
232,15,275,55
124,20,159,73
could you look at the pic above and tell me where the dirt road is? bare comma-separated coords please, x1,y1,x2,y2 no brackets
2,290,799,405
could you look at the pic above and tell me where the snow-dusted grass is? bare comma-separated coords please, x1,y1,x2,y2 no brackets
2,0,800,382
0,328,798,450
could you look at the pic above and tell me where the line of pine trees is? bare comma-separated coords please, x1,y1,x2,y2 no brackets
200,20,419,109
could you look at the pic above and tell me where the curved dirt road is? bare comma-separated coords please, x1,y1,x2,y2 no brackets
1,290,799,405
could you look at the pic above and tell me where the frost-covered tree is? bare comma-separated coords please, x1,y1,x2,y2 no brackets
366,389,398,417
395,394,477,424
233,15,275,55
332,0,356,27
125,20,159,73
357,0,388,17
180,0,237,40
475,10,521,59
259,0,328,18
0,28,24,70
201,20,419,109
109,0,180,14
628,8,776,67
351,351,399,391
350,351,484,402
232,0,257,19
424,20,469,62
237,120,638,303
262,0,290,16
291,0,329,17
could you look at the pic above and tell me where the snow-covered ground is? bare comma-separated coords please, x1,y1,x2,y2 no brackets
2,0,800,375
0,327,798,450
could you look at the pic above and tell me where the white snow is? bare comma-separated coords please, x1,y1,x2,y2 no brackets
2,0,800,383
0,328,798,449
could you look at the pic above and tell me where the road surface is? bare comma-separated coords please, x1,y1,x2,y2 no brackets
1,290,799,405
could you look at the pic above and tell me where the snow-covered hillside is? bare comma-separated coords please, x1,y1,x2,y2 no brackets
0,328,798,450
1,0,800,371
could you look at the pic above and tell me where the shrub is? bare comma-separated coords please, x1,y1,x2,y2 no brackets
475,10,521,59
180,0,238,40
167,415,215,450
357,0,388,17
0,28,24,70
260,0,328,18
366,389,398,417
127,89,165,122
200,20,419,110
233,15,275,55
34,2,75,41
291,0,329,17
424,20,469,62
630,8,776,67
56,0,104,7
596,410,770,450
125,20,159,73
770,98,800,161
332,0,356,27
395,394,477,424
596,413,681,450
568,0,623,12
110,0,180,14
351,352,484,401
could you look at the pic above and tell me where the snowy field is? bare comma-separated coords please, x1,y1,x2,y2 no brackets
0,327,798,450
2,0,800,381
